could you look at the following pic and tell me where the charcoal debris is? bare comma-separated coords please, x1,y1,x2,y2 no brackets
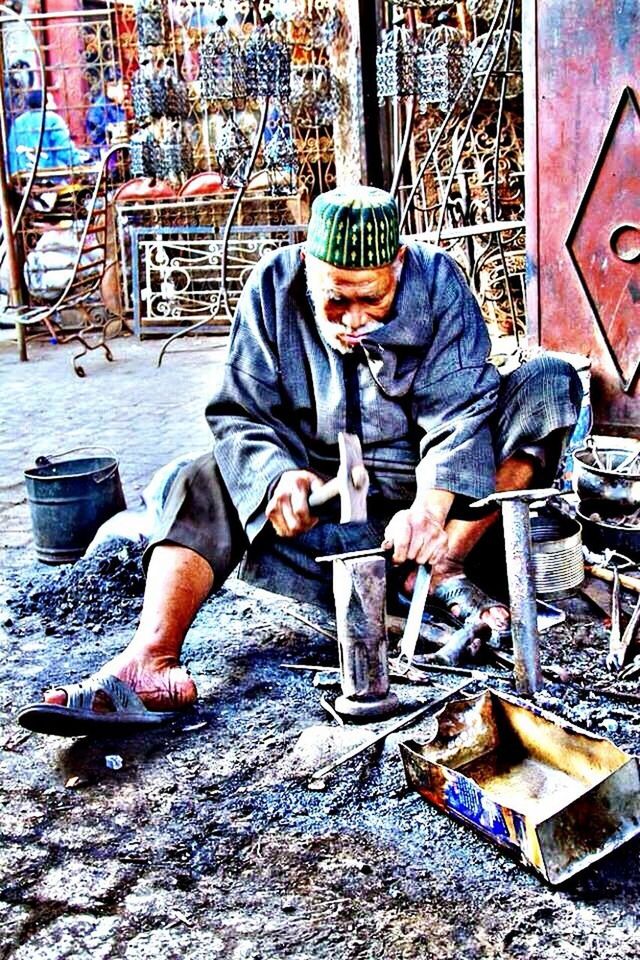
7,539,147,630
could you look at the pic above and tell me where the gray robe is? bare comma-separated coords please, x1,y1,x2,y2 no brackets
206,241,501,542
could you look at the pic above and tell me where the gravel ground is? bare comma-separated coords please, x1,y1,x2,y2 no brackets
1,331,639,959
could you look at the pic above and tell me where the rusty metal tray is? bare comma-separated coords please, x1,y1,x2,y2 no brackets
400,690,640,884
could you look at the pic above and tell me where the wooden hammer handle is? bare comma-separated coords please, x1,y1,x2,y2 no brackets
308,476,340,509
585,564,640,594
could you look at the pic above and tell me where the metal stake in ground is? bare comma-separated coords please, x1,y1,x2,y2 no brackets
471,488,557,695
332,554,399,720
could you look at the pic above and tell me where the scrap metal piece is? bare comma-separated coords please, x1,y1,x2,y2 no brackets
608,590,640,673
308,679,474,785
606,566,622,672
316,546,388,564
396,564,432,675
430,620,489,666
319,695,345,727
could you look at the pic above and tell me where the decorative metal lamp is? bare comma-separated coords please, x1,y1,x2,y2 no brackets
244,18,291,101
376,26,417,103
215,115,252,184
134,0,167,48
289,63,340,124
467,30,523,102
416,24,469,114
199,18,246,102
263,123,298,195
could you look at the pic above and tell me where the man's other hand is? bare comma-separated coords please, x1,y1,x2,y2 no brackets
382,506,449,566
266,470,324,537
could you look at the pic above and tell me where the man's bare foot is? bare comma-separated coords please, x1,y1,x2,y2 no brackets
405,563,510,635
42,647,197,713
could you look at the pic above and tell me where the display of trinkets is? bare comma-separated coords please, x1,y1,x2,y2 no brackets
215,116,252,184
416,25,470,114
135,0,168,49
244,20,291,101
130,121,195,182
376,26,417,102
199,19,247,102
263,122,298,195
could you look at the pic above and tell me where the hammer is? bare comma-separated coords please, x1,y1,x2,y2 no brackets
471,487,557,695
307,432,369,522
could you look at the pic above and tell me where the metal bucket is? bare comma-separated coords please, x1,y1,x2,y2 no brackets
531,512,584,598
24,447,126,564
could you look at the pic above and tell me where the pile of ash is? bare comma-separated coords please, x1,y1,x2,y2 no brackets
8,538,147,631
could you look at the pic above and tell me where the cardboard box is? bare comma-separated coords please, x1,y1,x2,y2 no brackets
400,689,640,884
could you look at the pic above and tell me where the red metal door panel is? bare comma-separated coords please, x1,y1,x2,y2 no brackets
524,0,640,431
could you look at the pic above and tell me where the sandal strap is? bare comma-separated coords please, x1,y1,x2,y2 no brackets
431,575,501,622
58,674,148,715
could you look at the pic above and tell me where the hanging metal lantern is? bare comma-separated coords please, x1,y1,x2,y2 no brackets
215,116,252,184
135,0,167,48
244,21,291,101
153,122,195,182
289,64,340,124
199,21,246,102
131,67,154,123
416,25,469,114
467,30,523,102
376,26,417,103
130,127,157,178
263,123,298,195
162,66,190,119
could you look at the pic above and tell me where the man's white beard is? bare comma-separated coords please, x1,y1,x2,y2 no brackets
306,284,383,355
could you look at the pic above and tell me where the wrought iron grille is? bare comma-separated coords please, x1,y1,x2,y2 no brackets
378,0,526,347
131,222,306,337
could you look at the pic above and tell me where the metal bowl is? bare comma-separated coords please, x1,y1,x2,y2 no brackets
575,498,640,560
572,436,640,506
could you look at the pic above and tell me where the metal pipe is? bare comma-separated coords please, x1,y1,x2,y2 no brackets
501,499,543,694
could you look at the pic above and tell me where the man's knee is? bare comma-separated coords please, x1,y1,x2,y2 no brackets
510,355,583,413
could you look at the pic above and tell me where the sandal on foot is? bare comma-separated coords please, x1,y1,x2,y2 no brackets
431,574,510,647
17,673,181,738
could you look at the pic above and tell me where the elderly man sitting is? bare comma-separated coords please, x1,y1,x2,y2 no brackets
20,186,581,734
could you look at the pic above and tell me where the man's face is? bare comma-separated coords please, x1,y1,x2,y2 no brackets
304,249,405,354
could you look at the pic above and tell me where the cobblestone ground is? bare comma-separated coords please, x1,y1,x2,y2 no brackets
0,330,221,557
1,328,639,960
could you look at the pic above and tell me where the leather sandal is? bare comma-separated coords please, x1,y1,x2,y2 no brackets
430,574,511,648
17,673,181,738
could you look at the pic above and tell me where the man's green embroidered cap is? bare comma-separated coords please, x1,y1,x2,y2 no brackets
306,185,400,269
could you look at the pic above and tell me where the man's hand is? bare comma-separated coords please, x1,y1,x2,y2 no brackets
266,470,324,537
382,505,449,566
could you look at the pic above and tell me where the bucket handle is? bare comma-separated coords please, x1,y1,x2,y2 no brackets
34,445,120,484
